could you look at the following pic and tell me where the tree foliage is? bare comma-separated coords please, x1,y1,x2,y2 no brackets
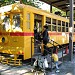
0,0,15,7
52,7,66,17
0,0,42,8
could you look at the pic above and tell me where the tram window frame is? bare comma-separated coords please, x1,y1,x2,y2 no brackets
48,24,51,31
69,23,70,27
74,29,75,32
13,14,21,27
46,23,51,31
2,15,10,31
52,24,56,31
62,21,65,32
46,17,51,24
66,22,69,32
74,24,75,32
58,26,61,32
46,17,51,31
52,19,56,25
12,14,23,32
74,24,75,28
52,19,56,31
62,21,65,26
58,20,61,32
26,13,30,29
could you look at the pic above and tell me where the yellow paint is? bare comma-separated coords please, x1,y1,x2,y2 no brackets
0,3,75,61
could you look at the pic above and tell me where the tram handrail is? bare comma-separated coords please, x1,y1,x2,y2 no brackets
31,37,53,54
49,39,63,48
31,37,63,72
49,39,64,62
31,37,54,72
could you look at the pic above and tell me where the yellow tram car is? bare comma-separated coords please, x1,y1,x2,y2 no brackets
0,3,75,61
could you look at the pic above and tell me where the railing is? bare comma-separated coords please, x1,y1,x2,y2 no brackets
31,37,64,72
49,39,64,62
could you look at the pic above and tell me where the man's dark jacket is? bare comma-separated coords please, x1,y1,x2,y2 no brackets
42,29,49,45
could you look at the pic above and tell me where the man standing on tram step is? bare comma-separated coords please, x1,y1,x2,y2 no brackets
42,25,49,56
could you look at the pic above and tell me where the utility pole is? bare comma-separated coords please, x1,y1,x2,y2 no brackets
69,0,74,61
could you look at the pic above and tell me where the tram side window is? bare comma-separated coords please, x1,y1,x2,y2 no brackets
58,20,61,32
66,22,68,32
46,17,51,31
26,13,30,29
62,21,65,32
74,24,75,32
52,19,56,31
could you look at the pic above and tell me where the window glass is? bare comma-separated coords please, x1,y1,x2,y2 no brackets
52,19,56,31
58,20,61,26
66,22,68,27
2,16,10,31
27,21,30,29
52,25,56,31
13,14,22,32
48,25,51,31
13,14,20,27
46,17,51,24
66,22,68,32
62,21,65,26
26,13,30,29
27,13,30,20
62,26,65,32
52,19,56,25
58,26,61,32
46,17,51,31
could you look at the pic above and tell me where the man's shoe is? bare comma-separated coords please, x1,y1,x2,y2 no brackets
55,70,60,73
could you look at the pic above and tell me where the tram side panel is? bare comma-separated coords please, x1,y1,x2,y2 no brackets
0,32,34,60
9,32,24,55
48,32,70,47
10,32,34,60
23,9,34,60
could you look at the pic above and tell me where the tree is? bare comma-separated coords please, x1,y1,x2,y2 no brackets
0,0,15,7
0,0,43,8
52,7,66,17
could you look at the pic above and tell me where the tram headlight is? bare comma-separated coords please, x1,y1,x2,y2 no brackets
2,37,5,43
1,36,8,43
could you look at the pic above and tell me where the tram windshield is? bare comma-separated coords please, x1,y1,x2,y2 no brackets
2,16,10,31
12,14,22,32
2,14,22,32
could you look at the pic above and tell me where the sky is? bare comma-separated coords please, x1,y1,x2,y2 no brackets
40,3,50,11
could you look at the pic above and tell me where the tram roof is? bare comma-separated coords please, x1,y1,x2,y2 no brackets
39,0,75,12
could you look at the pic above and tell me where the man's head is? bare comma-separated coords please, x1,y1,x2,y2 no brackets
43,25,48,29
43,25,48,31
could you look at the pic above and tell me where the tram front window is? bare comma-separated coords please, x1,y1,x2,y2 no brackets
2,16,10,32
12,14,22,32
2,14,22,32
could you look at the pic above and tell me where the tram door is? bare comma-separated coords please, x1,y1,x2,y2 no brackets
34,14,42,53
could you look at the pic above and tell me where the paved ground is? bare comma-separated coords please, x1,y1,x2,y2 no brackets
0,54,75,75
46,54,75,75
